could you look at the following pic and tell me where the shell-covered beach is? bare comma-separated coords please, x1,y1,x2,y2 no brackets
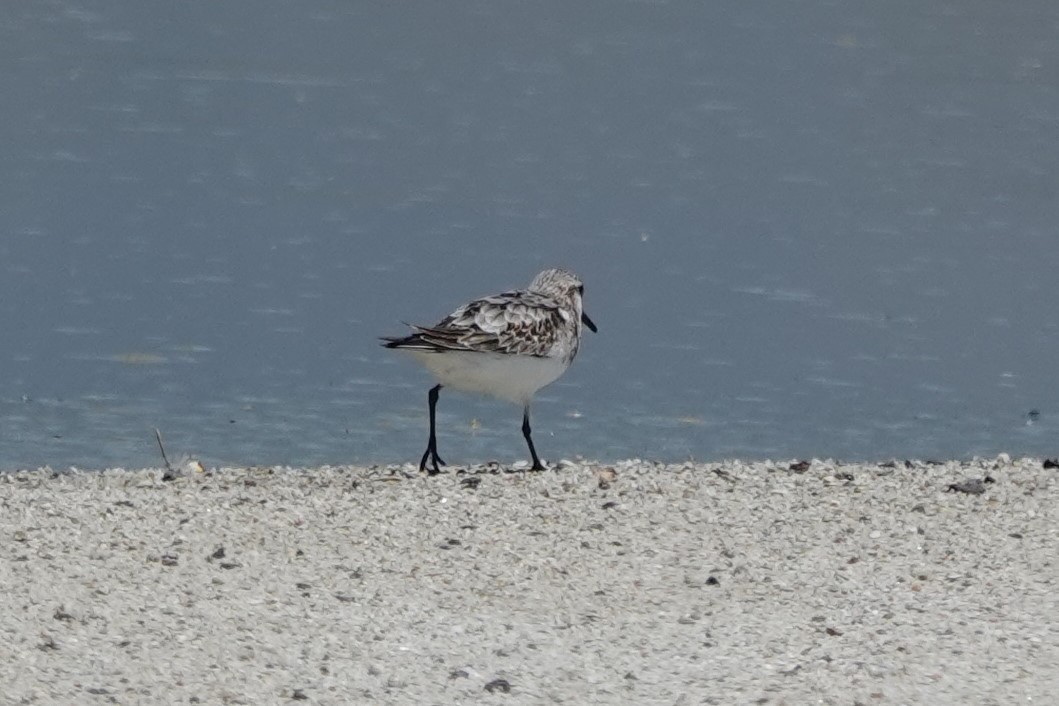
2,458,1057,705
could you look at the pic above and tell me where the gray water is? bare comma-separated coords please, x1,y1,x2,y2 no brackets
3,1,1058,469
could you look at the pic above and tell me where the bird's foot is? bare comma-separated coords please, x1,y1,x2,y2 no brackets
419,448,447,475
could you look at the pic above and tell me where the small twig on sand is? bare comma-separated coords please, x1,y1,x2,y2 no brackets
154,428,173,471
712,467,735,483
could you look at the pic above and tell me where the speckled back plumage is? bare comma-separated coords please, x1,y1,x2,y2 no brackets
382,268,588,363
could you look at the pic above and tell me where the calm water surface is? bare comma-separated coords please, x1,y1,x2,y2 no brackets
2,2,1058,468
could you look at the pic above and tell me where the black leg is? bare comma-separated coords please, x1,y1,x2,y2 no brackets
521,405,545,471
419,384,446,474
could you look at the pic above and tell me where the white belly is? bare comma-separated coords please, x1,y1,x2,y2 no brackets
407,350,569,405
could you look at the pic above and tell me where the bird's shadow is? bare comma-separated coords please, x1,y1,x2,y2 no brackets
456,462,545,476
388,462,549,478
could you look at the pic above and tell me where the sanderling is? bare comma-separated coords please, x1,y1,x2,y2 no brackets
382,268,597,473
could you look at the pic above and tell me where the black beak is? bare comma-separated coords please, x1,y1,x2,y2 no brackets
581,311,598,333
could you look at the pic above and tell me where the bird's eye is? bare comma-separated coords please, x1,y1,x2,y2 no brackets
576,285,584,295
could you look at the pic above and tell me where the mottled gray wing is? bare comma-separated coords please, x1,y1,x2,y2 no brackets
413,290,567,356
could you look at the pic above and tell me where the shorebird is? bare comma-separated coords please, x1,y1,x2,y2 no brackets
381,268,596,473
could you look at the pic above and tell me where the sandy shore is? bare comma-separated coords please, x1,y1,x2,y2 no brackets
2,458,1057,705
